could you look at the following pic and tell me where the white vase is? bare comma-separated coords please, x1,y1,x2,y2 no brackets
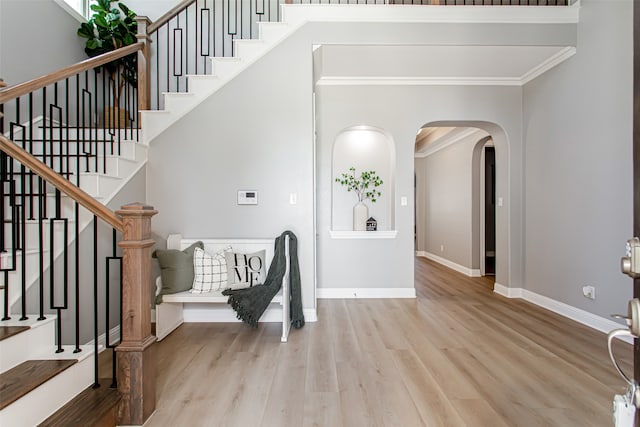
353,201,368,231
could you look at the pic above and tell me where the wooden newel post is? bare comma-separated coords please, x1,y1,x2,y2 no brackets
135,17,152,115
115,203,158,426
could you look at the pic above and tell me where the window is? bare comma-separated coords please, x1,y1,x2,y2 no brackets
57,0,98,20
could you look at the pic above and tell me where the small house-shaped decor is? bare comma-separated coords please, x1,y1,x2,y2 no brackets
366,217,377,231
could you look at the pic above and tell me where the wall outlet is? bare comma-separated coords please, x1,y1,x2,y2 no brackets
440,244,444,252
582,285,596,300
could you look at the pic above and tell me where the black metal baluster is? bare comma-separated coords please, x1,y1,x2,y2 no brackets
65,78,70,180
185,7,189,91
92,215,99,387
155,32,160,109
214,0,218,57
27,93,34,221
106,227,122,388
49,211,69,352
227,0,238,56
167,19,171,97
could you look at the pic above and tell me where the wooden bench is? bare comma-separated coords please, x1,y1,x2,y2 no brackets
155,234,291,342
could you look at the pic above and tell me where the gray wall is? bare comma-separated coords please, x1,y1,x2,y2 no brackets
316,87,521,290
0,0,85,86
147,18,574,305
415,133,484,270
147,19,566,305
522,0,633,318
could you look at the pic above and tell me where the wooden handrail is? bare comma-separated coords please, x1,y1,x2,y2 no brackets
147,0,196,34
0,135,124,231
0,42,143,104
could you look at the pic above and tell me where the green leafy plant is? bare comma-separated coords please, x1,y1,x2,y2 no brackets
77,0,137,106
335,167,383,203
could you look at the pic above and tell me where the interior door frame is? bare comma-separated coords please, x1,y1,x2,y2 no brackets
633,0,639,383
479,140,494,276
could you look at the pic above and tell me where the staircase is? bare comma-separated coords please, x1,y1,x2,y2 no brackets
0,128,146,425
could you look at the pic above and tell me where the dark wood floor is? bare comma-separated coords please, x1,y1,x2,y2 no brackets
132,257,632,426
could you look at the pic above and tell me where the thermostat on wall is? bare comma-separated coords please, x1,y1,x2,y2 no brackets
237,190,258,205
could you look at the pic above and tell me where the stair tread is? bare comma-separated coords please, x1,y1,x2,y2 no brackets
38,379,120,427
0,326,29,342
0,359,77,410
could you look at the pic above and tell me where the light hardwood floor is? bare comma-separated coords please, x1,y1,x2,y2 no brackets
143,257,633,426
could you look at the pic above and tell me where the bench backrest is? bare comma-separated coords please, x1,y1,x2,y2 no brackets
168,235,276,267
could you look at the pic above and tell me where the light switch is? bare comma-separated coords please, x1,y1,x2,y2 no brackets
289,193,297,205
498,197,503,207
401,196,408,206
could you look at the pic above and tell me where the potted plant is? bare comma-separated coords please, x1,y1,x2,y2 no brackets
335,167,383,231
77,0,137,127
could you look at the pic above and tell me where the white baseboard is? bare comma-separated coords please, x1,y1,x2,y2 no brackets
304,308,318,322
316,287,416,299
493,282,523,298
493,284,631,344
416,251,480,277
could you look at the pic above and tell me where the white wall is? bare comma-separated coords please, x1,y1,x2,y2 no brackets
415,132,485,270
523,0,633,319
124,0,180,21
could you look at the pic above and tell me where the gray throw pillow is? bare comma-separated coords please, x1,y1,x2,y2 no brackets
154,241,203,304
225,250,266,290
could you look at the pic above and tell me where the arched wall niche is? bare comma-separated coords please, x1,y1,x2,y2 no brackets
331,125,396,232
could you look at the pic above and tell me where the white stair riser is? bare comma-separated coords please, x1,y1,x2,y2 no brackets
233,40,265,61
210,58,243,79
163,93,198,115
187,75,223,94
258,22,289,43
0,351,94,427
140,111,171,145
80,174,122,198
0,317,56,372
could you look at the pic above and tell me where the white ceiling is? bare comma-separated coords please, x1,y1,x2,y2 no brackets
316,44,575,86
415,127,490,157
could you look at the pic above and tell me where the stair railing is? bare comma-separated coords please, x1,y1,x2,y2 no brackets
0,42,157,425
0,134,157,426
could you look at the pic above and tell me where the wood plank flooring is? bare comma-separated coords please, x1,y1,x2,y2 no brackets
146,257,633,426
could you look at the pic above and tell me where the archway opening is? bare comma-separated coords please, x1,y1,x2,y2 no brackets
414,121,509,286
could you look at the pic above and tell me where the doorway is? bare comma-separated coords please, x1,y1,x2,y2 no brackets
414,126,498,279
482,145,496,276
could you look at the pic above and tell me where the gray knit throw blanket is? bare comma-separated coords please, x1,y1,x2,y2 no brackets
222,231,305,329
